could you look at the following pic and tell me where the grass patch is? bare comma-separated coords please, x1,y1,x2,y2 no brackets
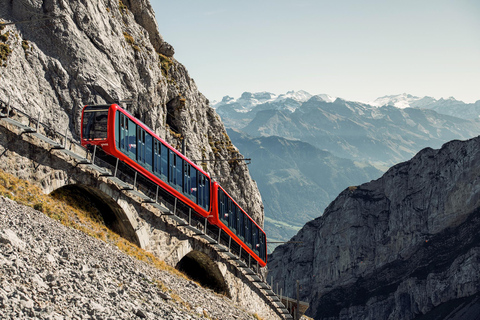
0,31,9,43
123,31,140,52
22,40,29,52
158,53,173,77
0,43,12,66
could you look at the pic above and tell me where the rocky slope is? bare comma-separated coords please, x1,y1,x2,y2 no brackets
268,136,480,319
0,0,263,225
0,196,261,319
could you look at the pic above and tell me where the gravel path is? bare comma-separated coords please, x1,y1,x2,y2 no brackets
0,197,259,320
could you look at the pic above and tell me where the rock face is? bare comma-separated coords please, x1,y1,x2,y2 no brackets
268,136,480,319
0,0,263,225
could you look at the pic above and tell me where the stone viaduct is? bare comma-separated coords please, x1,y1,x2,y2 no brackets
0,107,295,320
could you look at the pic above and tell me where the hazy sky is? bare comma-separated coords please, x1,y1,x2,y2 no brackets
151,0,480,103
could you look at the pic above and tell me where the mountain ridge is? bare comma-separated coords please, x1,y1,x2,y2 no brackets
268,135,480,319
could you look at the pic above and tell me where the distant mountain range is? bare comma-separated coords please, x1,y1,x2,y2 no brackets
370,93,480,119
227,129,382,244
213,91,480,245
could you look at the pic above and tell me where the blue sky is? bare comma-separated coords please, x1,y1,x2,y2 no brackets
151,0,480,103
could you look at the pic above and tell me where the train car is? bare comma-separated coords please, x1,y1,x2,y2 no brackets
213,182,267,264
80,104,267,267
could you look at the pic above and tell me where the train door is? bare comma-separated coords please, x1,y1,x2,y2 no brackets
219,189,227,224
183,162,197,202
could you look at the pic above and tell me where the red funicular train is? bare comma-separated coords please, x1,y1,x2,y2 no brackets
80,104,267,267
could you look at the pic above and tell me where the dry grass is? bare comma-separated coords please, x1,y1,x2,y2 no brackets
0,169,184,279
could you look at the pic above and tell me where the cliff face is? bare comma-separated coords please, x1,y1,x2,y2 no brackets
0,0,263,225
268,136,480,319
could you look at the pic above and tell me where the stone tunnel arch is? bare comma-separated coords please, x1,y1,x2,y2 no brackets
50,184,140,247
176,250,231,298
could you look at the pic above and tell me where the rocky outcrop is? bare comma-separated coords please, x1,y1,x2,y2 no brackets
0,0,263,225
268,136,480,319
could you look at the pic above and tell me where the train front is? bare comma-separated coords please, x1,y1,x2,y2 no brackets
80,104,116,153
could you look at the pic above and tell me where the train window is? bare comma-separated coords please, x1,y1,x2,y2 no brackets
168,151,175,185
252,226,259,254
116,113,136,160
145,133,153,171
238,210,244,240
153,140,160,176
160,144,168,180
190,167,197,199
83,107,108,141
260,233,266,260
175,155,183,191
126,119,136,160
183,163,197,202
137,127,145,164
117,112,126,151
230,203,237,233
168,152,183,191
198,174,209,211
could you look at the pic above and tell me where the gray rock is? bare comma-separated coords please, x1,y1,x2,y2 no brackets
269,136,480,319
0,229,26,250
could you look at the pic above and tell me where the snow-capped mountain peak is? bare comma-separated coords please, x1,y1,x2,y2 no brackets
369,93,424,109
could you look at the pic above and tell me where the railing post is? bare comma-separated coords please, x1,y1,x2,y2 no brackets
36,112,40,132
133,171,137,191
155,185,159,203
238,246,242,261
188,208,191,226
173,198,177,215
218,228,221,243
296,280,300,320
204,217,207,234
114,158,119,177
228,236,231,252
92,145,97,164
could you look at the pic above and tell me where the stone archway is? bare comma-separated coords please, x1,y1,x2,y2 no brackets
50,184,140,247
176,250,231,297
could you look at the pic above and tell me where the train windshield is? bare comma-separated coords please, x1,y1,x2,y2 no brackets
82,106,109,141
